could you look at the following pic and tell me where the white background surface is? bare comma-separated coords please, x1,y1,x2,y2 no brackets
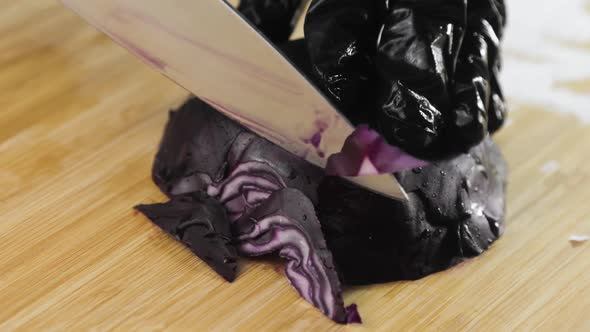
502,0,590,121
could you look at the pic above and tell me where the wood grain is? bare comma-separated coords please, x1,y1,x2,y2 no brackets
0,1,589,331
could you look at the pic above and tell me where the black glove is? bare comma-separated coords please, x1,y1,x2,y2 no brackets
304,0,384,124
238,0,304,43
447,0,507,151
305,0,507,160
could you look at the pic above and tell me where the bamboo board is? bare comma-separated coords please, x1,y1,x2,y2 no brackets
0,1,588,331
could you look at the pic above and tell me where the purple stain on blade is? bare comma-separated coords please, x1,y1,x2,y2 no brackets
346,304,362,324
310,132,322,148
326,125,428,176
108,31,166,70
302,119,329,158
302,132,325,158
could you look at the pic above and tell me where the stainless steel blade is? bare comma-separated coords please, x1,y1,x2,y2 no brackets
62,0,408,201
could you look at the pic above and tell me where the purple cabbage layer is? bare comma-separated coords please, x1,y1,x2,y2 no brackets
136,97,507,323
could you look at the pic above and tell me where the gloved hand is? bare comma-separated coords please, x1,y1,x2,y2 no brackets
305,0,507,160
238,0,304,43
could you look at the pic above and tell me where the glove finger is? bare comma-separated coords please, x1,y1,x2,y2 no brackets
304,0,380,122
373,0,467,159
238,0,304,43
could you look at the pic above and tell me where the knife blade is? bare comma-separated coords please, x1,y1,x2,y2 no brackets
61,0,408,201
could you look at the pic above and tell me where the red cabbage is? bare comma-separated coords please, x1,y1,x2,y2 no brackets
318,136,507,284
138,97,507,323
233,189,350,323
136,193,238,282
345,303,362,324
207,159,287,221
133,0,509,323
325,124,428,176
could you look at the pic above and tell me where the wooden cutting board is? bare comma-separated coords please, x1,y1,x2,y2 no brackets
0,1,588,331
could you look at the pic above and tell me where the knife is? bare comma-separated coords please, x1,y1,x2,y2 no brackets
61,0,409,201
